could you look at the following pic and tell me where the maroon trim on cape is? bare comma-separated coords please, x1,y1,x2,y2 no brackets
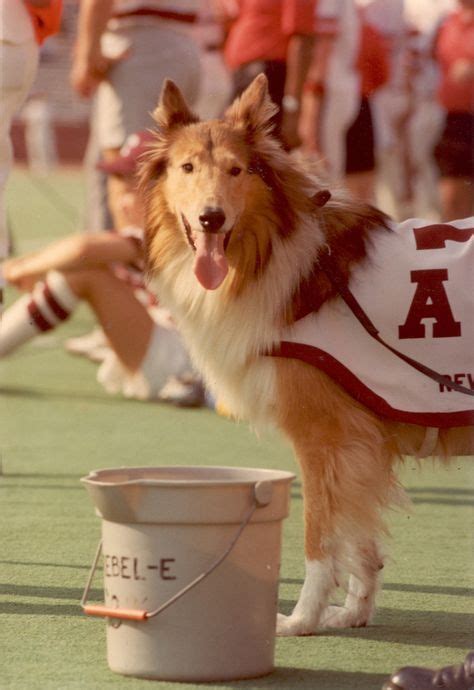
270,342,474,428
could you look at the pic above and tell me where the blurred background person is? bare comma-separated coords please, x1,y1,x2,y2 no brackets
397,18,447,219
192,1,232,120
0,131,205,406
296,0,389,202
70,0,203,231
345,4,390,202
21,92,58,176
298,0,361,181
0,0,62,305
217,0,315,140
69,0,205,353
357,0,408,216
362,0,455,220
433,0,474,220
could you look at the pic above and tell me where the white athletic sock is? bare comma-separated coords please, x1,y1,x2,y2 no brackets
0,270,79,356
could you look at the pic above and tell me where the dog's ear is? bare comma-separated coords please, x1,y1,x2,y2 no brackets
225,73,278,138
153,79,199,130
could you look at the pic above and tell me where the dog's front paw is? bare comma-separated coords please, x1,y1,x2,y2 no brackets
320,604,370,629
276,612,315,636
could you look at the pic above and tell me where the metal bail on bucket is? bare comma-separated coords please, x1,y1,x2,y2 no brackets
80,465,295,682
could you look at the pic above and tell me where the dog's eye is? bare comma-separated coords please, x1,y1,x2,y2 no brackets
182,163,194,173
229,166,242,177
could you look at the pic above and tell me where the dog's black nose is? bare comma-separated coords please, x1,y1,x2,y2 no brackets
199,208,226,233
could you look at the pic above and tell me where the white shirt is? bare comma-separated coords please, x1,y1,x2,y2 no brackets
404,0,456,34
357,0,405,37
315,0,360,84
0,0,35,43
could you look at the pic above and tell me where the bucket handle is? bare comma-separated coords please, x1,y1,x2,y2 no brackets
81,480,273,622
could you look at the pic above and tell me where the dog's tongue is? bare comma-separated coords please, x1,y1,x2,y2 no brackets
193,232,228,290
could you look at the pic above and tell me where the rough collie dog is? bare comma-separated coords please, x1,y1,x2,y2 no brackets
141,75,473,636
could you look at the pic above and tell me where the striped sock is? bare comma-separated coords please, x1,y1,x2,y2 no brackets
0,271,79,356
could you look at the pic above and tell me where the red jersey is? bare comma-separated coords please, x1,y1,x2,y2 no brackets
435,10,474,113
357,15,390,97
224,0,314,70
25,0,63,45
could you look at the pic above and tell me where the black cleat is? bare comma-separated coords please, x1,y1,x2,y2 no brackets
382,652,474,690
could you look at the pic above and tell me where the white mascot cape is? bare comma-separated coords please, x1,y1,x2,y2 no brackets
278,218,474,428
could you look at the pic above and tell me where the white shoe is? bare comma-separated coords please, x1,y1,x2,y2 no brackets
65,328,110,362
159,374,205,407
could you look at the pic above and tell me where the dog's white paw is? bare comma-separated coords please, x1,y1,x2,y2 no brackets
276,612,315,636
319,604,370,629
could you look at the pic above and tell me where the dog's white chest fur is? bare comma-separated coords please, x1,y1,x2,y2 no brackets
149,267,279,423
149,217,322,424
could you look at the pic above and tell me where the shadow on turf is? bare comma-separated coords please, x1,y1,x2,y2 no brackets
406,487,474,507
0,600,83,616
408,487,474,495
0,582,103,617
2,472,83,479
1,585,471,650
229,667,388,690
3,577,472,599
281,577,473,597
0,385,133,406
0,583,101,600
278,599,472,649
410,497,474,506
383,582,473,597
0,559,90,570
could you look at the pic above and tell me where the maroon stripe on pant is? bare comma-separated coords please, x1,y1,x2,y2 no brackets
113,8,197,23
27,300,53,332
43,285,70,321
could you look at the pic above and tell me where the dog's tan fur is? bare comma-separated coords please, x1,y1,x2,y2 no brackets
141,75,473,635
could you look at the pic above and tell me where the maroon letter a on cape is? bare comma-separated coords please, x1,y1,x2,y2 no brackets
398,269,461,339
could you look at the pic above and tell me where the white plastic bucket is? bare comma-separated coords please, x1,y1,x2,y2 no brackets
81,465,295,682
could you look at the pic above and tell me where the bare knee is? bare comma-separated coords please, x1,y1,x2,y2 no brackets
63,267,110,299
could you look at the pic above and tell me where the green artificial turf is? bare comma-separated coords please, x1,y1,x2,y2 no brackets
1,169,473,689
